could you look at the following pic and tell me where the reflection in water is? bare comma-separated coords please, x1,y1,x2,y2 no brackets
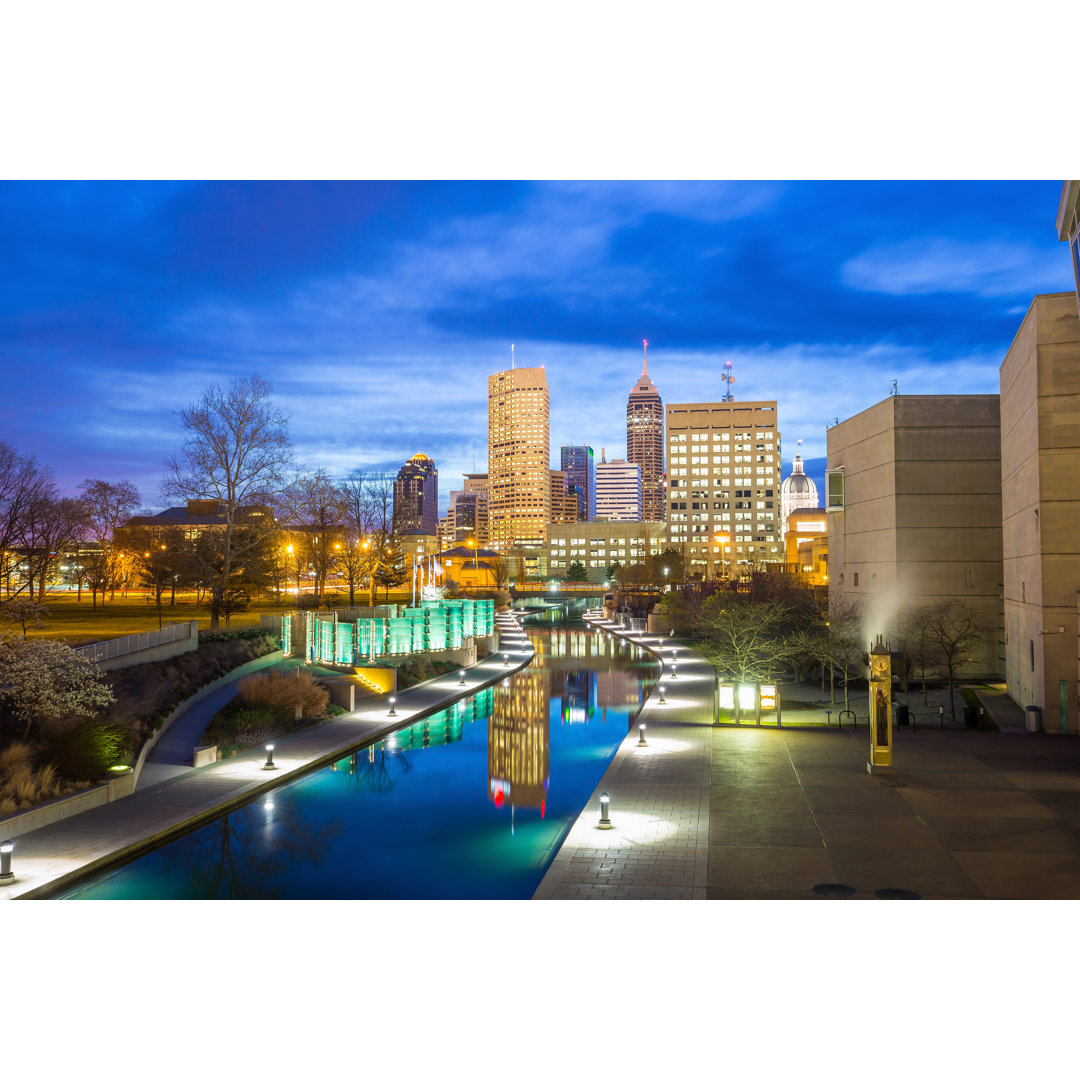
61,604,661,900
488,668,550,830
160,789,343,900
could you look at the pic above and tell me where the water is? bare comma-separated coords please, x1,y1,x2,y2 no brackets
60,606,657,899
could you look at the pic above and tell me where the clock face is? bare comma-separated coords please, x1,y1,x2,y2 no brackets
872,657,888,675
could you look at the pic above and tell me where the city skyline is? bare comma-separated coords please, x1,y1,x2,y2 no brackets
0,181,1073,515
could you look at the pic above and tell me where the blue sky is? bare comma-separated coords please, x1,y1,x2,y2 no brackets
0,180,1072,514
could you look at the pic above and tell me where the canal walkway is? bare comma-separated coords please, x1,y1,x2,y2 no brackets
2,612,534,900
534,612,1080,900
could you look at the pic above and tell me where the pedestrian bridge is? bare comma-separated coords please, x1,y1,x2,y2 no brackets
509,583,609,601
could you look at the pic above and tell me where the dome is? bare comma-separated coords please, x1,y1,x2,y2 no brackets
781,452,819,540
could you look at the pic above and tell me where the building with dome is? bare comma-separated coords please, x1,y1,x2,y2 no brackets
780,443,819,538
393,453,439,535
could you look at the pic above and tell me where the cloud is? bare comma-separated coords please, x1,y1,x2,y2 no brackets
841,238,1070,298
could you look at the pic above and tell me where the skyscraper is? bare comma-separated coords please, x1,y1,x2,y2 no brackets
488,365,551,549
560,445,596,521
596,450,642,521
626,341,665,521
392,453,438,535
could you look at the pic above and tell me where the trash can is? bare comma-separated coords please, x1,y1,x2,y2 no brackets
1026,705,1043,733
963,705,979,728
897,703,910,726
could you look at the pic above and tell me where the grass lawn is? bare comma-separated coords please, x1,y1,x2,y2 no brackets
17,589,415,646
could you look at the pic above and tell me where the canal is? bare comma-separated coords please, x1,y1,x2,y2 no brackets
59,604,658,899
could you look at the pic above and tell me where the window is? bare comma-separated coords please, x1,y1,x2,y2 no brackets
826,469,844,510
853,572,859,586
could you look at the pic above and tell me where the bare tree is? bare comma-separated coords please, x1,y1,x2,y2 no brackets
339,470,395,607
289,470,346,606
823,594,865,710
892,605,940,704
0,442,54,597
925,599,984,724
21,494,87,601
162,374,293,629
697,596,794,683
78,479,141,601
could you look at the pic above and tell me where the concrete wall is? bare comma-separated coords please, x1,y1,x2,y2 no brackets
1000,293,1080,731
828,395,1003,676
1,769,136,841
77,620,199,672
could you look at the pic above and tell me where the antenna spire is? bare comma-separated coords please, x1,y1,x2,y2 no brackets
643,338,648,376
511,343,515,370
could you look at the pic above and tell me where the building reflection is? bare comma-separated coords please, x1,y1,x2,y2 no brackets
488,667,550,827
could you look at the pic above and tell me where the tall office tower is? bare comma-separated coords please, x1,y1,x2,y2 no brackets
626,341,665,521
392,453,438,535
549,470,579,524
780,442,819,538
488,366,551,549
595,450,642,521
446,486,490,545
560,445,596,521
665,400,782,579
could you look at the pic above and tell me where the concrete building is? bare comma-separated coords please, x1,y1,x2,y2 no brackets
393,453,438,536
826,395,1003,676
560,445,596,521
666,399,782,580
488,367,550,549
999,293,1080,733
626,344,665,521
1056,181,1080,316
595,452,641,521
549,470,579,524
547,520,668,583
780,442,819,538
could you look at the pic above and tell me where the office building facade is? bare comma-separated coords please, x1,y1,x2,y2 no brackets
560,445,596,521
488,366,551,549
595,453,641,521
666,400,782,579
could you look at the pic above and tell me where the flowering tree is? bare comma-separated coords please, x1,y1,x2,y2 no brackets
0,636,115,739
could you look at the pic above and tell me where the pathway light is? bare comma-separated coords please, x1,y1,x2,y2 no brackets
637,723,648,747
598,793,613,829
0,840,13,884
388,696,397,716
263,744,277,770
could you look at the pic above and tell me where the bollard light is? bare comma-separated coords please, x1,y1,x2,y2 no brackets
263,744,277,770
388,696,397,716
637,723,648,747
0,840,13,884
670,663,678,680
503,653,510,666
459,668,466,685
598,792,613,829
658,682,667,704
